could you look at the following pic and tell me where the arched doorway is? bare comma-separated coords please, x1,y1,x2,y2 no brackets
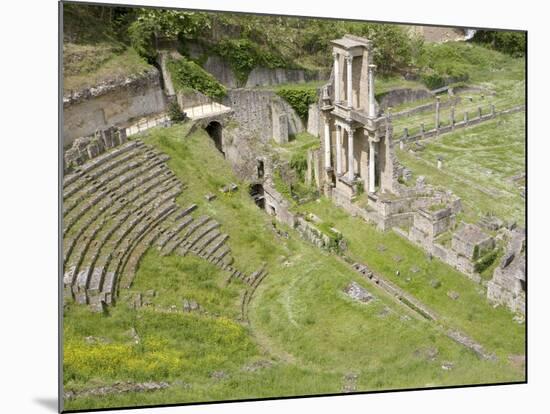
205,121,224,156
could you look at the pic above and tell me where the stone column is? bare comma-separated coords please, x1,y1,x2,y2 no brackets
369,138,376,193
335,124,342,175
435,96,441,129
420,123,425,138
490,104,496,117
478,106,482,118
403,127,409,141
324,117,331,169
333,52,340,104
368,64,376,117
346,55,353,108
347,126,355,181
464,112,469,125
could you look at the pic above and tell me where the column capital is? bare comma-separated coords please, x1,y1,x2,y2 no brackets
332,51,339,59
368,63,377,70
345,124,356,134
345,54,354,64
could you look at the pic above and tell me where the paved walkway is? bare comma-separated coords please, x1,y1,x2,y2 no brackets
183,102,232,120
125,113,170,137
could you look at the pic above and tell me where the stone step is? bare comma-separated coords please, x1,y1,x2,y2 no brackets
63,148,165,210
63,142,149,202
204,234,229,258
193,229,222,254
185,222,220,250
101,187,181,281
74,172,177,269
119,208,180,290
63,154,170,232
67,178,180,284
63,141,141,198
64,169,175,266
116,201,179,291
157,215,194,250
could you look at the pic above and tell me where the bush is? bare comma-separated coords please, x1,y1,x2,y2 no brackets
167,57,226,100
276,87,318,120
167,101,185,122
290,151,308,182
474,249,499,274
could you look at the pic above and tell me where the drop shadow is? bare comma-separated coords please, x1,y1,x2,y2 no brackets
34,397,58,412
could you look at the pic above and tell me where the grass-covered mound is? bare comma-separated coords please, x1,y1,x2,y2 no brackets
63,125,524,411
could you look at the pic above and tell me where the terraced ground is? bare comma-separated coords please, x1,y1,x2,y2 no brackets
63,125,525,411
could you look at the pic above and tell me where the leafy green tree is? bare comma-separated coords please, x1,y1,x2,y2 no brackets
129,9,211,60
472,30,526,57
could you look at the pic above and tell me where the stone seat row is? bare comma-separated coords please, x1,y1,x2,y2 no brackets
63,166,175,262
63,156,171,236
65,185,182,306
63,148,167,220
64,174,181,284
63,140,143,195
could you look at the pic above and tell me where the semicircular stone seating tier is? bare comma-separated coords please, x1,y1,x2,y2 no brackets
62,140,259,309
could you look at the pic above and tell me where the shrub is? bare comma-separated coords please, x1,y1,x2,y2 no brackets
290,151,308,182
167,101,185,122
167,57,226,100
474,249,499,274
276,87,318,120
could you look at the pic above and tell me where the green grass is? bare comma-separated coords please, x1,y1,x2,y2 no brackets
271,132,320,162
63,46,153,93
375,75,427,95
397,112,525,225
392,43,525,135
63,125,524,411
295,198,524,355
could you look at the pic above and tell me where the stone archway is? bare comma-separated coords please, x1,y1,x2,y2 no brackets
205,121,224,156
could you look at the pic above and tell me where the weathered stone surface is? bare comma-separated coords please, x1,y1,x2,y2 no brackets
344,281,374,303
447,290,460,300
451,223,494,260
63,68,166,145
64,381,170,400
242,360,273,372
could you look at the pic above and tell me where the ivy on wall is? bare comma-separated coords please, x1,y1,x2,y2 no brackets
275,86,318,120
167,57,227,100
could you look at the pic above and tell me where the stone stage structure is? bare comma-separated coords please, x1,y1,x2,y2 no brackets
319,35,398,203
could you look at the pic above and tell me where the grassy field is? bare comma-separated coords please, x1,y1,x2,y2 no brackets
63,125,524,411
397,111,525,225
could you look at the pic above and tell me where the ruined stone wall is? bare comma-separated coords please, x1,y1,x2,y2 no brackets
307,101,321,137
245,67,325,88
63,69,167,147
223,89,304,143
203,55,239,88
377,88,434,111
